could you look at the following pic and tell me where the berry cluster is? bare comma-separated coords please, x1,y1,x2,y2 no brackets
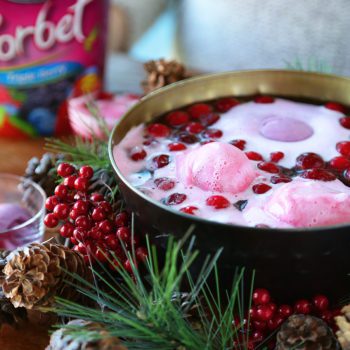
44,163,147,271
234,288,339,349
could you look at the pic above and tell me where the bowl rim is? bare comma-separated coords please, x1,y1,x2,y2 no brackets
109,69,350,233
0,173,46,235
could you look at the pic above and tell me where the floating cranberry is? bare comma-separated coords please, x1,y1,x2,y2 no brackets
340,117,350,129
294,299,312,314
336,141,350,157
53,203,70,220
255,304,274,321
253,183,272,194
206,195,230,209
254,96,275,104
258,162,280,174
313,295,329,311
177,132,199,144
54,184,68,199
79,165,94,179
130,147,147,161
188,103,212,118
152,154,170,169
74,177,89,192
253,288,271,305
202,128,223,139
324,102,346,113
270,151,284,163
154,177,176,191
270,175,292,184
215,97,239,112
200,113,220,126
301,168,336,181
168,142,187,151
180,206,198,215
45,196,60,211
246,151,264,161
296,152,325,169
186,122,204,134
329,156,350,171
44,213,59,228
278,305,293,318
165,193,187,205
230,139,246,150
57,163,75,177
166,111,189,126
147,123,170,137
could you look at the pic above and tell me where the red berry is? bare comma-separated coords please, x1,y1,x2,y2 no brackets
154,177,176,191
301,168,336,181
147,123,170,138
124,259,136,273
278,305,293,318
180,206,198,215
45,196,60,211
340,117,350,129
324,102,346,113
254,96,275,104
54,184,68,199
320,310,333,324
90,193,104,202
73,228,86,241
74,177,89,192
90,228,103,240
250,330,264,343
70,237,78,245
215,97,239,112
329,156,350,171
75,215,92,230
44,213,59,228
165,193,187,205
258,162,280,174
270,175,292,184
200,113,220,126
73,200,89,215
53,203,70,220
270,151,284,163
313,295,329,311
202,128,223,139
151,154,170,169
267,315,284,330
130,147,147,161
69,209,80,220
92,208,106,222
336,141,350,157
166,111,189,126
57,163,75,177
230,139,246,150
79,165,94,179
252,320,268,332
256,304,274,321
296,153,325,169
206,195,230,209
188,103,212,119
168,142,187,151
59,222,74,238
253,183,272,194
116,226,131,241
136,247,148,262
64,175,78,189
253,289,271,305
105,234,119,249
95,248,108,263
246,151,263,161
177,132,199,144
115,212,129,227
99,201,112,213
186,122,204,134
76,243,87,255
294,299,312,314
99,220,113,234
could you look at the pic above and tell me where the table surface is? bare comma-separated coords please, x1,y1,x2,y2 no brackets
0,138,50,350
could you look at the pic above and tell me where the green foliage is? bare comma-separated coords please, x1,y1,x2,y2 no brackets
284,57,333,73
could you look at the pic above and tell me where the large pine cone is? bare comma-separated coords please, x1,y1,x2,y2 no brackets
1,242,91,309
336,305,350,350
276,314,339,350
46,319,127,350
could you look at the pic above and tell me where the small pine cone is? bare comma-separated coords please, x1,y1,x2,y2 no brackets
276,314,339,350
142,58,188,94
46,319,127,350
336,305,350,350
1,242,91,309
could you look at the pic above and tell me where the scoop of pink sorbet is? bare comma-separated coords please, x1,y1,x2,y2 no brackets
265,180,350,227
176,142,256,194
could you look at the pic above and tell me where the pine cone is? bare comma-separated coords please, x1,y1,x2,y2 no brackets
46,319,127,350
1,242,91,309
276,314,339,350
142,59,188,94
336,305,350,350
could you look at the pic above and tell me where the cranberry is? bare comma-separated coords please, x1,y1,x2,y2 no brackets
60,222,74,238
69,209,80,221
336,141,350,157
301,168,336,181
57,163,75,178
90,193,104,202
95,248,108,263
278,305,293,318
136,247,148,262
76,243,87,255
296,152,325,169
320,310,333,324
253,288,271,305
255,305,274,321
44,213,59,228
99,220,113,234
74,177,89,192
124,259,136,273
313,295,329,311
75,216,92,230
254,96,275,104
165,193,187,205
257,162,280,174
215,97,239,112
116,226,131,241
99,201,112,213
91,208,106,222
166,111,189,126
168,142,187,151
130,147,147,161
267,315,284,330
230,139,246,150
53,203,70,220
252,320,268,332
115,212,129,227
340,117,350,129
253,183,272,194
202,128,223,139
79,165,94,179
329,156,350,171
54,184,68,199
73,228,86,241
270,151,284,163
151,154,170,169
154,177,176,191
294,299,312,314
177,132,199,144
180,206,198,215
270,175,292,184
246,151,263,161
64,175,78,189
73,200,89,215
147,123,170,138
45,196,60,211
90,228,103,240
186,122,204,134
188,103,212,119
206,195,230,209
105,234,119,249
200,113,220,126
324,102,346,113
250,330,264,343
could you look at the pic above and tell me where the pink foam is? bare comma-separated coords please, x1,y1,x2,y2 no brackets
176,142,256,194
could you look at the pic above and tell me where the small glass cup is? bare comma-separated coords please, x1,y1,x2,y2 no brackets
0,174,46,250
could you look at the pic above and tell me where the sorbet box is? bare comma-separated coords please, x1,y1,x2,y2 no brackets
0,0,108,137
